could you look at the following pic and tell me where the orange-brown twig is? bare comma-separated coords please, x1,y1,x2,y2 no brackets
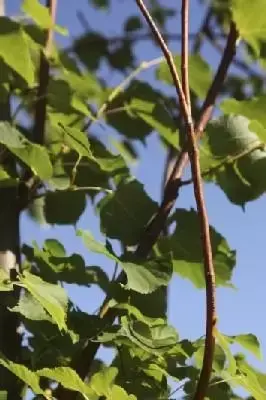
181,0,191,114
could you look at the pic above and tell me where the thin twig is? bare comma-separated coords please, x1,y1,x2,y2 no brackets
181,2,216,398
137,22,238,258
192,7,212,54
205,31,258,78
186,122,216,400
135,0,191,123
196,23,238,133
181,0,191,114
83,56,164,131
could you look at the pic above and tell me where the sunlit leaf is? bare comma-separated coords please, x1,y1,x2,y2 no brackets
215,330,237,375
77,230,118,262
17,271,68,331
90,367,118,397
11,291,53,323
38,367,94,397
59,124,95,160
0,17,34,85
108,385,137,400
235,356,266,399
0,357,43,395
0,122,52,180
231,333,262,360
232,0,266,53
22,0,68,35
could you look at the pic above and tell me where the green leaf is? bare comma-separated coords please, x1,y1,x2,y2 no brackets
158,209,236,288
90,0,109,9
108,41,134,72
110,138,138,164
77,230,171,294
129,98,179,149
22,0,68,35
235,356,266,399
17,271,68,331
11,292,53,323
77,230,118,262
0,357,43,396
97,179,158,246
156,54,212,99
111,302,164,327
38,367,94,397
201,115,266,205
215,330,237,375
90,367,118,397
49,158,71,190
0,17,34,85
121,317,177,354
59,124,95,160
124,16,142,32
108,385,137,400
193,341,226,373
0,122,53,180
90,137,128,173
232,334,262,360
122,256,172,294
106,81,165,140
0,167,15,188
220,96,266,130
232,0,266,53
44,190,86,225
44,239,66,257
29,241,108,288
28,196,47,226
73,32,108,70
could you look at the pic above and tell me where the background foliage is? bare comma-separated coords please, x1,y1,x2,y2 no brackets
0,0,266,399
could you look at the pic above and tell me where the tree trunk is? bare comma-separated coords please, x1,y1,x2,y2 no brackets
0,0,22,390
0,188,22,399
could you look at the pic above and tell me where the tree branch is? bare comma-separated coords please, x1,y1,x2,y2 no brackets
181,0,191,113
33,0,57,145
192,7,212,54
134,0,190,122
181,1,215,397
21,0,57,207
55,14,238,400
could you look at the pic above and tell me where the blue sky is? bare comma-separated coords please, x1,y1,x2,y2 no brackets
6,0,266,394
